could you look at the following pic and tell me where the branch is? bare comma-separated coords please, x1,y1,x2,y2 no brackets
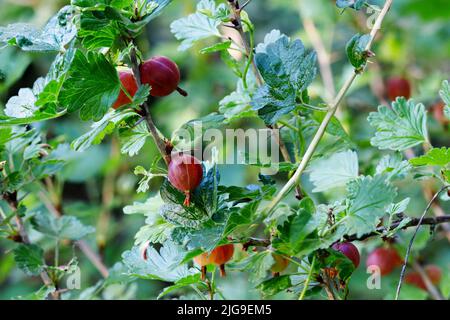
395,185,449,300
129,46,171,165
242,214,450,248
412,262,444,300
264,0,394,215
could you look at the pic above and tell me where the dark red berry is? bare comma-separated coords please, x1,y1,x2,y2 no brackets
332,242,360,268
167,153,203,206
140,56,187,97
113,70,138,109
386,77,411,101
366,247,402,276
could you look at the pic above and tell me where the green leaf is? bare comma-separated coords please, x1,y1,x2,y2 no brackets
119,122,149,157
376,153,411,180
346,33,370,68
219,78,257,121
439,80,450,106
273,198,321,256
228,251,274,283
257,275,292,297
368,98,428,151
0,6,77,52
157,274,202,299
13,244,45,276
409,147,450,167
344,175,397,237
170,0,223,51
199,40,231,54
251,34,317,125
71,109,138,152
122,241,198,282
59,50,120,121
309,150,359,192
336,0,366,10
31,210,95,240
317,249,355,281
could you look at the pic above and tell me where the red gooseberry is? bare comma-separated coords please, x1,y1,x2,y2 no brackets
386,76,411,101
113,70,138,109
366,247,403,276
167,153,203,206
140,56,187,97
332,242,360,268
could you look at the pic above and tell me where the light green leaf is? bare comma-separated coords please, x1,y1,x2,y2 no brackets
120,122,149,157
409,147,450,167
309,150,359,192
170,0,223,51
31,211,95,240
376,153,411,180
368,98,428,151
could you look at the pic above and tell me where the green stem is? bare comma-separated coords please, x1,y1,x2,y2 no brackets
299,256,316,300
190,284,207,300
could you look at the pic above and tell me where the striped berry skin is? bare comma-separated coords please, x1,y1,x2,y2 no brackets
167,153,203,206
140,56,187,97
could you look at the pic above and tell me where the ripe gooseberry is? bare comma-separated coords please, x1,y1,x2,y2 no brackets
271,253,289,276
366,247,402,276
332,242,360,268
140,56,187,97
386,76,411,101
431,100,449,126
209,244,234,277
167,153,203,206
113,70,138,109
405,265,442,290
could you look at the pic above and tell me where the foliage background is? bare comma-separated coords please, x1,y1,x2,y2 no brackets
0,0,449,299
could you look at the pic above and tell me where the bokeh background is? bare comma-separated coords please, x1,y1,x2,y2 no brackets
0,0,449,299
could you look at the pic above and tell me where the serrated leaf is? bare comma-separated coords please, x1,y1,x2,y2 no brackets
60,50,120,121
409,147,450,167
376,153,411,180
0,6,77,52
257,275,292,297
368,98,428,151
344,175,397,237
122,241,198,282
157,274,202,299
13,244,45,276
336,0,366,10
31,210,95,240
309,150,359,192
346,33,370,68
170,0,223,51
71,109,138,152
120,122,149,157
251,34,317,125
228,251,274,283
439,80,450,106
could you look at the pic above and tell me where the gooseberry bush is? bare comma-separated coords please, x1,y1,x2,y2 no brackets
0,0,449,300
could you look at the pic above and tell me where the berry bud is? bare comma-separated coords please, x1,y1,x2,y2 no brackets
113,70,138,109
140,56,187,97
167,153,203,206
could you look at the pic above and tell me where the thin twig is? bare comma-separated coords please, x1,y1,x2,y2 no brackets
264,0,394,215
395,185,449,300
412,262,444,300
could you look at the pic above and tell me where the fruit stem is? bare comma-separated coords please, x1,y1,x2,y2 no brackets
176,86,188,97
183,191,191,206
201,266,207,281
219,264,226,277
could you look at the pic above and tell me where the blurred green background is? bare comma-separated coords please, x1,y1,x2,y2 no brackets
0,0,449,299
